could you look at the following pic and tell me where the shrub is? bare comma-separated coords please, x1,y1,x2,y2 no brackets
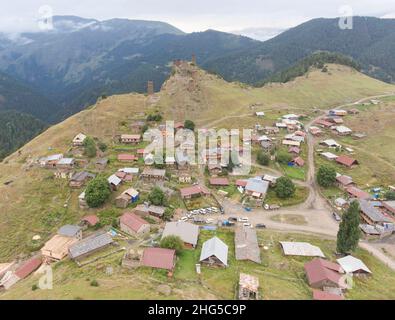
317,165,337,187
257,151,270,166
184,120,195,131
160,235,184,253
90,279,99,287
148,187,166,206
83,136,97,158
85,176,111,208
276,151,292,165
275,176,296,199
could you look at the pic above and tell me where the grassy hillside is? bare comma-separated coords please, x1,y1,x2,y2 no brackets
0,63,393,261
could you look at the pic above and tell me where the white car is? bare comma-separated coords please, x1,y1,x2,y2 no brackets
206,218,214,224
179,216,188,222
211,207,219,212
238,217,249,223
243,223,251,227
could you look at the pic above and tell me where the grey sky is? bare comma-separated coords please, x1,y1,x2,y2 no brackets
1,0,395,33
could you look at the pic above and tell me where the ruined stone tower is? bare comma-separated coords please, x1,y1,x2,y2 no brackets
191,54,197,65
147,81,154,95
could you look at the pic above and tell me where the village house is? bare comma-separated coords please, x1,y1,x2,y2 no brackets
41,234,79,262
346,186,371,200
321,152,338,161
282,114,299,120
133,204,165,219
309,126,322,136
141,248,176,271
383,201,395,217
280,242,325,258
352,132,367,140
292,157,305,167
304,258,345,290
58,225,83,240
39,154,63,168
348,108,360,115
244,177,269,199
260,141,273,153
162,221,199,248
117,154,138,162
120,212,150,236
315,119,333,128
208,163,222,175
180,185,210,199
79,215,99,228
262,175,278,186
255,111,265,117
72,133,87,147
358,199,393,226
0,257,42,291
140,168,166,181
69,171,95,188
54,169,73,179
235,227,261,264
336,255,371,276
282,139,300,148
335,197,348,208
336,155,359,168
95,158,108,170
56,158,75,170
69,232,114,261
199,237,228,267
178,172,192,183
336,174,355,189
108,174,122,191
320,139,341,149
120,134,141,144
335,125,353,136
209,177,230,187
329,109,347,117
288,146,301,155
115,188,139,208
263,126,280,135
239,273,259,300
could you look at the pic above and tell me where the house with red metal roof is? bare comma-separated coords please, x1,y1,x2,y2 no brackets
346,187,371,200
120,212,150,236
209,177,230,186
141,248,176,271
180,185,210,199
304,258,345,290
292,157,305,167
80,215,99,227
117,154,138,162
336,155,359,168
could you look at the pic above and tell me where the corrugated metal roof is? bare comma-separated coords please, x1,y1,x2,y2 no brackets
200,237,228,266
337,255,371,274
280,242,325,257
162,221,199,246
69,232,113,259
58,225,81,237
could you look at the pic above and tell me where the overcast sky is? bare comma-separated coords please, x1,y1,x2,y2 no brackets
1,0,395,34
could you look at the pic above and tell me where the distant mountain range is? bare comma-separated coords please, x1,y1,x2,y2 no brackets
230,27,286,41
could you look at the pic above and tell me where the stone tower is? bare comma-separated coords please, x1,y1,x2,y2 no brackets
147,81,154,95
191,54,197,65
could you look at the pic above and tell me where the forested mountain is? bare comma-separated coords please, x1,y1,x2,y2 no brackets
203,16,395,85
0,110,46,160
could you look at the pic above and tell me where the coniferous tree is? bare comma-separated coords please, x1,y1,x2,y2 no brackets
336,200,361,254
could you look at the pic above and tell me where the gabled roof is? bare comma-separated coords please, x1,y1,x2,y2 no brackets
69,232,113,259
120,213,149,232
180,185,210,198
245,178,269,195
336,155,358,167
58,225,81,237
81,215,99,226
142,248,176,270
209,178,230,186
235,227,261,263
337,255,371,274
346,187,371,200
108,174,122,186
200,237,228,266
358,200,392,224
280,242,325,258
141,168,166,177
336,175,354,186
304,258,344,288
162,221,199,246
14,257,42,279
73,133,86,142
57,158,75,165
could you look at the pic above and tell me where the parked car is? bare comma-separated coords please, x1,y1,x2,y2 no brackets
229,217,238,222
179,216,188,222
255,223,266,229
238,217,249,223
332,212,341,222
243,223,251,227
